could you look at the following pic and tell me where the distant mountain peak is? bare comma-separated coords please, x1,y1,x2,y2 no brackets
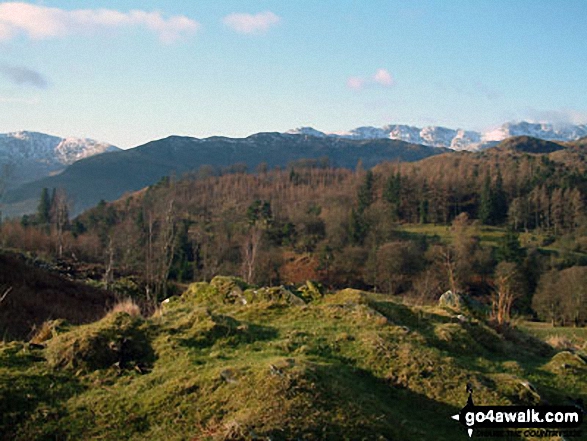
0,131,118,165
0,130,119,189
286,127,327,138
285,121,587,151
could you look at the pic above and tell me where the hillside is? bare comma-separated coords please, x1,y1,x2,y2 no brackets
1,278,585,440
492,136,566,154
81,136,587,282
0,131,119,189
2,134,445,217
0,252,115,340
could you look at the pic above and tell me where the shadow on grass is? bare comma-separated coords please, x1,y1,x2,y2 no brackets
177,315,279,351
0,370,85,440
264,360,466,441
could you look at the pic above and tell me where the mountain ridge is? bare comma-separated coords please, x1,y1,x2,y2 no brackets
0,131,119,188
287,121,587,151
3,133,445,217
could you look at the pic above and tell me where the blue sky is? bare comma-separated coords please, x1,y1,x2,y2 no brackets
0,0,586,148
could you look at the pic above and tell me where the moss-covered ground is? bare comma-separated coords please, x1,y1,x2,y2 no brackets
1,278,585,440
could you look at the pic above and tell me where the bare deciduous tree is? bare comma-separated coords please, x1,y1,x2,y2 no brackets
242,227,263,284
0,286,12,305
155,196,177,298
50,188,70,258
492,261,524,326
534,266,587,326
143,188,177,305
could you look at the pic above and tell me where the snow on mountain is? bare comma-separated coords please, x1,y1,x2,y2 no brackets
482,122,587,143
0,131,118,166
420,126,457,148
286,127,327,138
345,126,390,139
0,131,119,188
384,125,424,144
449,130,483,150
287,121,587,151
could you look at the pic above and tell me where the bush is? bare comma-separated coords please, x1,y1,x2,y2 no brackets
46,313,154,371
108,298,142,317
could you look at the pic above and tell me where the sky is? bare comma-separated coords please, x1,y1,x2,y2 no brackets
0,0,586,148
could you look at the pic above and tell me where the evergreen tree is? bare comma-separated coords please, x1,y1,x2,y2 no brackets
289,168,300,185
280,222,297,246
349,208,368,245
260,201,273,225
496,227,526,264
37,187,51,225
479,172,507,225
247,200,273,226
383,172,402,219
357,170,374,214
479,175,493,225
419,198,429,224
171,220,195,282
493,170,508,224
88,199,117,245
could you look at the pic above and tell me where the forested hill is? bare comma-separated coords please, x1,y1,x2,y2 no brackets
3,134,587,331
490,136,566,154
44,135,585,306
3,133,444,217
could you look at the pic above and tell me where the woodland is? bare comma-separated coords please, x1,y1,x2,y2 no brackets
2,137,587,331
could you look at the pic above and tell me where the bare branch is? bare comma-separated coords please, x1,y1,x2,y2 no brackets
0,286,12,304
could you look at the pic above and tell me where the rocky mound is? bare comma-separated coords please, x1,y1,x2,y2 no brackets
0,279,584,440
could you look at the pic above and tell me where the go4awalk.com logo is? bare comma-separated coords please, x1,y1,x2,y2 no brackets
451,385,584,438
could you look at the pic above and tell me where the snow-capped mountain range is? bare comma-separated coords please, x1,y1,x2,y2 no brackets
0,131,118,166
2,122,587,192
287,121,587,151
0,131,119,188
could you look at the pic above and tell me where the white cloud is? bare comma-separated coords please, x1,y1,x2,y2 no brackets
223,11,280,34
346,77,364,90
0,64,48,88
0,2,200,43
347,68,395,90
373,68,394,86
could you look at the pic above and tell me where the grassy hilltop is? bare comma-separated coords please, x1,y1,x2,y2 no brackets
1,277,586,440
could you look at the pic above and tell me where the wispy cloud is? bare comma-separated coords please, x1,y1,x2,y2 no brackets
347,68,395,90
0,94,40,104
0,2,200,43
373,68,394,86
222,11,280,34
0,64,48,88
525,108,587,126
433,78,501,101
346,77,364,90
473,81,500,100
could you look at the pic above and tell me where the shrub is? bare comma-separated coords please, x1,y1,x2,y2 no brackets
108,298,142,317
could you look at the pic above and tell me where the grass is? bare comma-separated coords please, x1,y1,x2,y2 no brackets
1,278,586,440
520,321,587,350
400,223,505,246
399,223,587,266
108,298,142,317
